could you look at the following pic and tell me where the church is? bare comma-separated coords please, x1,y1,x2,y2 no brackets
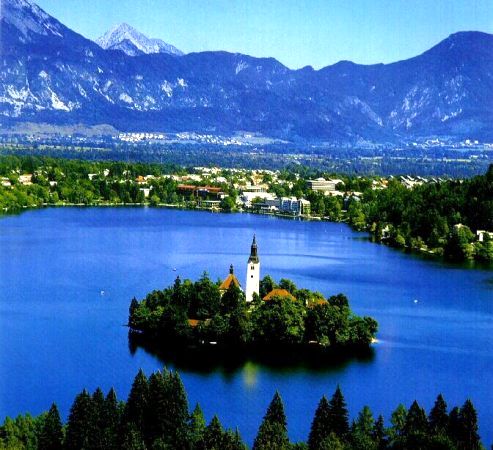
220,235,260,303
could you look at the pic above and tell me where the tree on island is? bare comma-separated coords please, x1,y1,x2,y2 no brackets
128,274,379,353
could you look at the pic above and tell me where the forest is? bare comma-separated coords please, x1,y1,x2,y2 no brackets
0,367,484,450
349,165,493,262
128,274,378,351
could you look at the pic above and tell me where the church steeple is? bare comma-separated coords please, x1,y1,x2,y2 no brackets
245,234,260,302
248,234,259,264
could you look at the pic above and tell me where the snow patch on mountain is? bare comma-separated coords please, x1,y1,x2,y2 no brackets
96,23,183,57
235,61,249,75
119,93,134,104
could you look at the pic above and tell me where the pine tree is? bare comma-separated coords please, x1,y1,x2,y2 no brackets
189,403,206,447
120,423,146,450
351,406,376,450
318,433,345,450
102,388,120,450
223,429,248,450
390,404,407,438
308,396,331,450
327,386,349,440
448,406,461,443
38,403,63,450
146,370,167,443
253,392,289,450
429,394,449,435
354,406,374,436
91,387,106,449
124,369,149,435
458,399,481,450
129,297,140,327
146,369,190,447
203,416,226,450
64,389,95,450
167,371,190,447
372,415,387,450
404,400,428,437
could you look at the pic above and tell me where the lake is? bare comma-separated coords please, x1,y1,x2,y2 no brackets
0,207,492,445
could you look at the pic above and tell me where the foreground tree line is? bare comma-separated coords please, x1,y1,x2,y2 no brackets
129,274,378,350
0,368,484,450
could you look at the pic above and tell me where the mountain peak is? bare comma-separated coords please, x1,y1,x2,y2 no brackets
0,0,65,39
96,22,183,57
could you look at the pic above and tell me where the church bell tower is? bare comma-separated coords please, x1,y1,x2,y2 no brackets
245,235,260,302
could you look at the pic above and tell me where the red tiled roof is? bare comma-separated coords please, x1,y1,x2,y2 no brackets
308,298,328,308
219,274,241,291
177,184,223,193
188,319,200,327
263,289,296,302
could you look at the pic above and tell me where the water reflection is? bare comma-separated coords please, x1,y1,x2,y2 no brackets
128,332,375,375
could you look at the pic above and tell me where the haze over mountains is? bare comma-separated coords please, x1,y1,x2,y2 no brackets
1,0,493,142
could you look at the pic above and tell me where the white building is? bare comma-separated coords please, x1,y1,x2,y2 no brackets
240,191,277,208
279,197,311,216
307,178,344,192
245,235,260,303
477,230,493,242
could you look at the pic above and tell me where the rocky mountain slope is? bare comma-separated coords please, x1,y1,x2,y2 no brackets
1,0,492,142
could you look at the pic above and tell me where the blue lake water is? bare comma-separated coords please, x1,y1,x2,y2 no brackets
0,207,492,445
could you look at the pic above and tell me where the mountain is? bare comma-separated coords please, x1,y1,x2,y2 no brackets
96,23,183,57
1,0,493,142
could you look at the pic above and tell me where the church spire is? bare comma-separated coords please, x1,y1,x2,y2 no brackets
248,234,259,263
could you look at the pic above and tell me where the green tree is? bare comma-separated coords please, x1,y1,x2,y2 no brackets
428,394,449,435
308,396,331,450
65,389,95,450
203,416,225,450
351,406,376,450
458,400,481,450
124,369,149,435
38,404,63,450
102,388,120,450
327,386,349,441
189,404,206,448
253,392,289,450
390,404,407,441
259,276,277,299
251,297,305,345
403,400,429,447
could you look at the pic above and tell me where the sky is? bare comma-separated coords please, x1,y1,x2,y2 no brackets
35,0,493,69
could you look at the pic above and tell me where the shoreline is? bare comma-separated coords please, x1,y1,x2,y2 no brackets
1,202,491,268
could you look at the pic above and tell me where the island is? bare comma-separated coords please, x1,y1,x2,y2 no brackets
128,237,378,354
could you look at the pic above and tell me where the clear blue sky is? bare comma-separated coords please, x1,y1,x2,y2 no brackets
36,0,493,69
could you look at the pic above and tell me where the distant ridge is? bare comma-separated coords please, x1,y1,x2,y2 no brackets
1,0,492,142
